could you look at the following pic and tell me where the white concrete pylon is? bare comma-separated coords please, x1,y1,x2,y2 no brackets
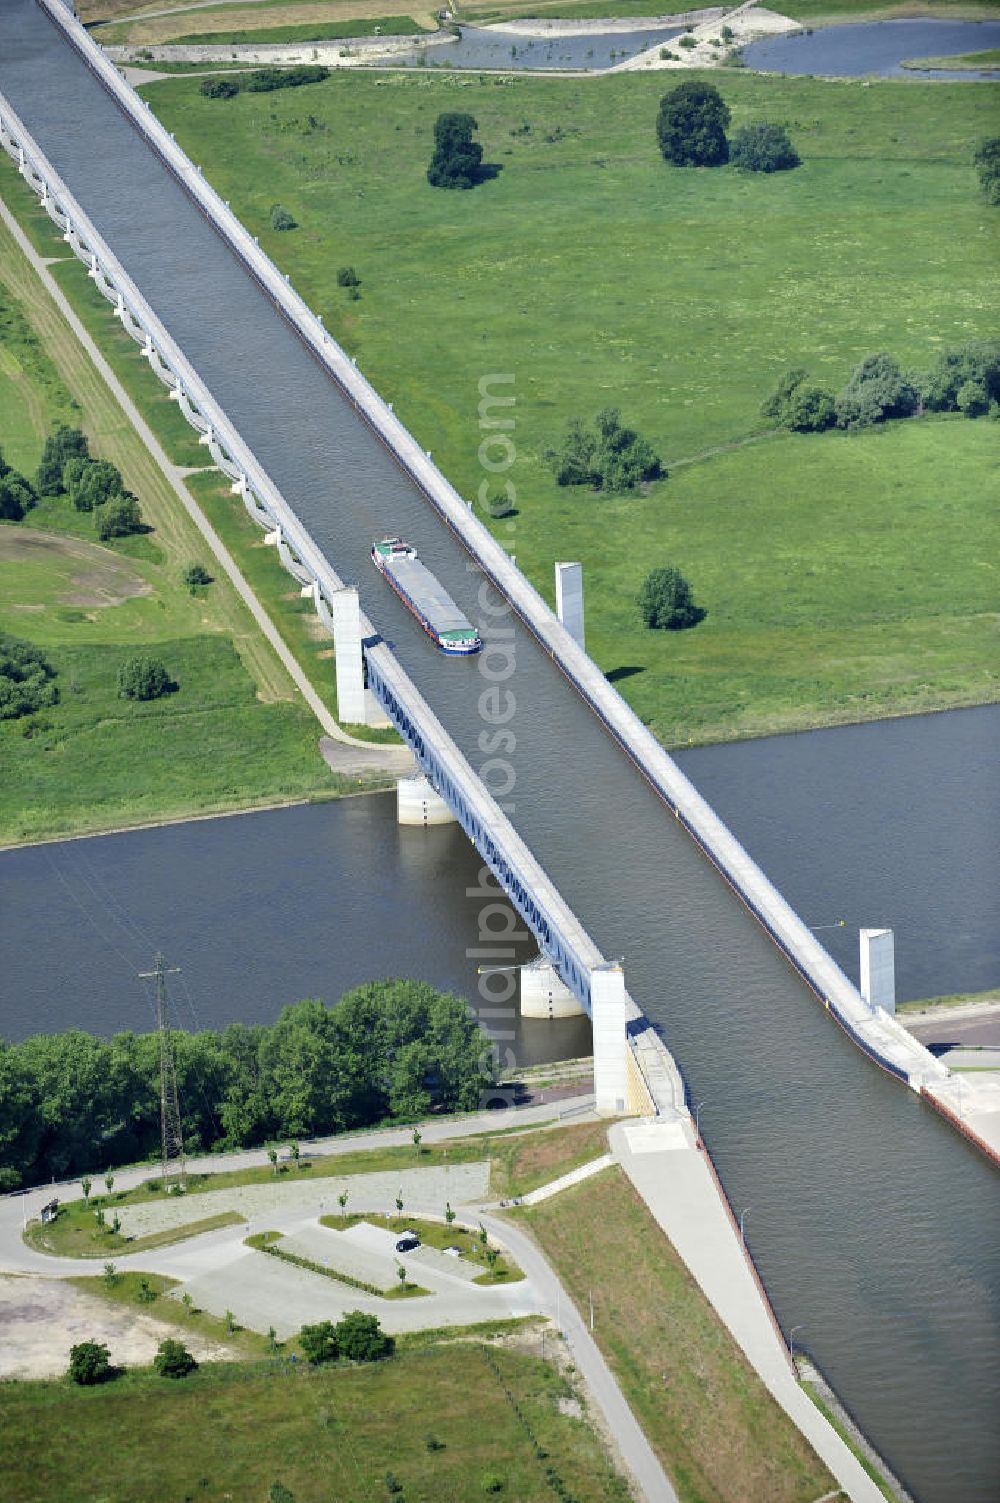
555,561,585,651
327,586,368,726
519,959,585,1019
396,775,456,827
591,963,628,1116
860,928,895,1014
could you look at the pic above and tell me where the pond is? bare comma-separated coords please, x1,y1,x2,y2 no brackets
743,18,1000,80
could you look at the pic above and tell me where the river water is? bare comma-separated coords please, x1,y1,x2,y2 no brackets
744,19,1000,81
389,24,683,73
1,3,998,1497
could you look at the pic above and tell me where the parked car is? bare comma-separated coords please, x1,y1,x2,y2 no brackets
395,1235,420,1253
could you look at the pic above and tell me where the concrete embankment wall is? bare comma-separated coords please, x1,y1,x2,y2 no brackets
29,0,954,1123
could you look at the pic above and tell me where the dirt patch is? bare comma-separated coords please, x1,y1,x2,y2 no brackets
0,1275,232,1379
0,527,151,608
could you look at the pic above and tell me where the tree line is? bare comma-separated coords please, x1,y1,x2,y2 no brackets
0,980,487,1190
762,340,1000,433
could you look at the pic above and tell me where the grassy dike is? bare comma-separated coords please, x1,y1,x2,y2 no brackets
0,157,370,844
521,1166,837,1503
142,65,999,746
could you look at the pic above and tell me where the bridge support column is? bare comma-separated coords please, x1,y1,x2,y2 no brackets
555,561,585,651
591,963,628,1116
519,960,585,1020
397,775,457,827
860,928,895,1014
327,586,370,726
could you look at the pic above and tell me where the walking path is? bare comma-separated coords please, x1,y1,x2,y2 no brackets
0,192,412,773
610,1120,888,1503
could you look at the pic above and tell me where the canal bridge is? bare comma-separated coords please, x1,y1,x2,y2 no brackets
3,7,1000,1494
0,0,962,1126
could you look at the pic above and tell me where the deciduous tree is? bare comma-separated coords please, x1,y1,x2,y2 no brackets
657,81,730,167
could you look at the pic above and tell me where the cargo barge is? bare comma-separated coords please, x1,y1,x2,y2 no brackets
371,537,482,655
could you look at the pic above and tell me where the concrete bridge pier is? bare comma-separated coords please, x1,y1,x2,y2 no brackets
592,963,628,1116
396,774,457,827
325,584,387,728
519,959,586,1019
555,561,585,650
860,928,895,1014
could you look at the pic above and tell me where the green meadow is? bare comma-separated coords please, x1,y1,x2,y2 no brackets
145,66,999,743
0,191,345,844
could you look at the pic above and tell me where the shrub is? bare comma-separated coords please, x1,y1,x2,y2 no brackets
0,465,37,521
335,1310,394,1363
36,426,89,493
485,489,515,518
678,35,697,49
427,111,483,190
270,204,297,232
299,1320,339,1365
66,458,125,513
336,266,361,287
0,635,58,720
921,339,1000,413
730,121,800,173
96,493,142,539
638,567,704,631
956,379,989,417
761,368,835,432
547,408,662,493
117,655,171,702
154,1338,198,1378
835,352,918,429
656,81,730,166
974,137,1000,206
245,64,329,93
182,562,213,587
68,1341,112,1385
200,78,240,99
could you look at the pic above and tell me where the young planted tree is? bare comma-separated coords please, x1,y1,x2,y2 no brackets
638,568,704,631
427,112,483,189
657,81,730,167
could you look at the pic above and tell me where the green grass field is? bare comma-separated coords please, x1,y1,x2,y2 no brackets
144,66,1000,744
172,16,430,44
902,46,1000,67
0,178,351,843
522,1166,836,1503
0,1343,629,1503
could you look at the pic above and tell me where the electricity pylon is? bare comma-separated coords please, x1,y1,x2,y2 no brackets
140,953,186,1186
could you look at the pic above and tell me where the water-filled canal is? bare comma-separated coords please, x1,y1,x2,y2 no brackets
1,6,997,1495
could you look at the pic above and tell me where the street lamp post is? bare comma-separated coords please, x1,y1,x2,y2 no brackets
694,1099,707,1139
789,1325,804,1368
739,1206,750,1243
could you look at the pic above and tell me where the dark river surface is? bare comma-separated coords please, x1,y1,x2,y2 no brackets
744,19,1000,80
1,3,998,1496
